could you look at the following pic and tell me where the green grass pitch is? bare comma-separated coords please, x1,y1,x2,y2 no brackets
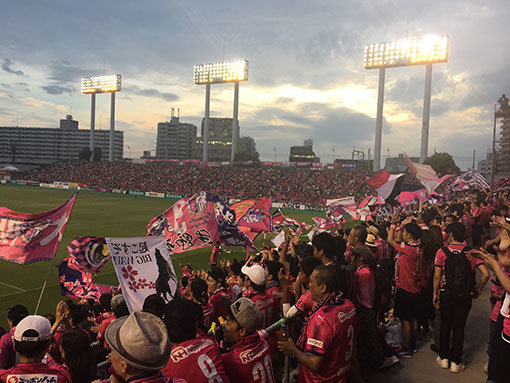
0,184,339,329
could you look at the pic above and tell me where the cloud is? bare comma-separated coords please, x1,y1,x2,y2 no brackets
41,84,74,95
124,85,179,102
1,59,25,77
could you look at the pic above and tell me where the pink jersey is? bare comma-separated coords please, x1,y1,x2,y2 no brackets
353,266,375,309
201,302,216,329
0,362,72,383
0,327,16,369
243,290,275,328
210,288,232,323
490,265,510,322
434,243,484,290
295,290,316,316
265,282,283,319
297,295,357,383
375,239,391,262
162,337,229,383
221,333,275,383
395,242,423,294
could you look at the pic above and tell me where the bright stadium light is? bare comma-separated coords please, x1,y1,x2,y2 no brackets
194,60,249,162
193,60,248,85
81,74,122,162
81,75,121,94
364,35,449,171
364,35,448,69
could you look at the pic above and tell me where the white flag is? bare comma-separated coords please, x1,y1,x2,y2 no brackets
271,231,286,248
106,236,178,313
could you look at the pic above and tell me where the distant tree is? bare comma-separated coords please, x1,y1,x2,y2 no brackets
234,150,260,162
423,152,460,176
78,147,102,162
234,136,260,161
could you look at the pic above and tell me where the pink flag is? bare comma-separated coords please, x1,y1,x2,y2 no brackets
404,153,454,193
230,199,257,221
0,193,77,264
237,198,273,232
147,193,219,254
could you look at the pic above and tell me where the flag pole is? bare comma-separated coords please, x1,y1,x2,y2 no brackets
35,192,78,314
34,256,57,314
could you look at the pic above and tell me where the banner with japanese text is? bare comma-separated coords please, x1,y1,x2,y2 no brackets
106,236,179,313
0,193,77,264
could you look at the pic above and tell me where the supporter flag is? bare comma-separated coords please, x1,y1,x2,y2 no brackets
398,188,430,204
366,171,405,204
106,236,179,312
230,199,257,220
404,153,454,193
0,193,77,264
450,170,490,192
57,257,102,301
272,210,310,234
237,198,273,233
67,236,110,273
147,191,251,254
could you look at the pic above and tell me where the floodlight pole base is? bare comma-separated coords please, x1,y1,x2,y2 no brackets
420,63,433,163
231,82,239,162
109,92,115,162
374,67,385,172
90,93,96,162
203,83,211,162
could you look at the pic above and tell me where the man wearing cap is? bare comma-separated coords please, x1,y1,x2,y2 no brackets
221,297,275,382
105,311,187,383
0,315,71,383
278,265,357,383
162,299,229,383
241,263,275,328
0,304,28,369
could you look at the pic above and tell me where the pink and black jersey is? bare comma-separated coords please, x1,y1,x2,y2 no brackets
353,266,375,309
0,327,16,369
295,290,316,316
434,243,484,290
266,282,283,318
210,288,232,323
297,294,357,383
395,242,423,294
162,337,229,383
201,302,216,329
221,333,275,383
243,290,275,328
0,362,72,383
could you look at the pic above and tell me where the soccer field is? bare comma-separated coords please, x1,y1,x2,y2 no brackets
0,184,324,328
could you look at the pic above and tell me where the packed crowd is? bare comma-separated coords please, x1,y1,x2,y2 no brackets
21,161,381,205
1,189,510,383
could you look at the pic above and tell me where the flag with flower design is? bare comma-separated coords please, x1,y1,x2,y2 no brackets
106,235,178,313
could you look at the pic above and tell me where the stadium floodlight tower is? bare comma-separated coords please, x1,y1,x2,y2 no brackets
364,35,449,171
194,60,248,162
81,75,121,162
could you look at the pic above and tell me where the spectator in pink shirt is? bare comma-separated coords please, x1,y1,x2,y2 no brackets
0,304,28,369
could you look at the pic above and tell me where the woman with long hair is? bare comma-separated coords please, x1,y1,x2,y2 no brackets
60,330,97,383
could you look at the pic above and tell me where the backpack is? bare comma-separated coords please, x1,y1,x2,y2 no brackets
441,246,476,298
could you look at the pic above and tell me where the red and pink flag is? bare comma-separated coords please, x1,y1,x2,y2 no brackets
0,193,77,264
404,153,454,193
237,198,273,233
147,193,219,254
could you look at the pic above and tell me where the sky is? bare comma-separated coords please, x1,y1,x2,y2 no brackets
1,0,509,170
